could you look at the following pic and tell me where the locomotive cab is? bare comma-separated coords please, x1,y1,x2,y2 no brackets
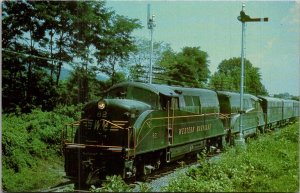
62,82,163,187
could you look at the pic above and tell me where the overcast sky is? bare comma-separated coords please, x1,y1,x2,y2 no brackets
106,0,299,96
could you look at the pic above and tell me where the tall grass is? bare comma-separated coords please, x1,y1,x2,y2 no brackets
2,105,82,192
163,122,299,192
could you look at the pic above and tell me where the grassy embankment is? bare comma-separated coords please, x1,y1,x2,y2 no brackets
2,107,298,192
163,122,299,192
2,106,81,192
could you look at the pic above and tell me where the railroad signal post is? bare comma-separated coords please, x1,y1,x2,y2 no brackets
236,3,268,147
147,4,156,84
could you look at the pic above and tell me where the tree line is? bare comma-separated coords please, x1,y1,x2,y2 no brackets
2,1,270,114
2,1,141,112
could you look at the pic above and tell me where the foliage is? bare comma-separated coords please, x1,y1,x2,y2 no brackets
158,46,210,87
2,106,81,192
90,175,132,192
274,92,299,101
89,176,151,192
124,38,172,82
2,1,141,112
136,182,153,192
95,15,142,86
57,67,107,105
291,96,299,101
3,158,64,192
162,123,299,192
62,185,75,192
209,57,268,95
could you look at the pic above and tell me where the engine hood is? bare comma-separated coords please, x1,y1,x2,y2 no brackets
82,99,152,120
103,99,152,112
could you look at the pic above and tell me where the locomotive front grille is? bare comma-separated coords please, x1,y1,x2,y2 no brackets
76,119,130,147
80,119,129,131
81,119,94,130
111,120,128,130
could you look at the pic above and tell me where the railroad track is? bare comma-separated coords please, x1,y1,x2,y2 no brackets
40,145,231,192
38,149,224,193
125,150,221,189
70,154,204,192
65,152,220,192
40,180,74,192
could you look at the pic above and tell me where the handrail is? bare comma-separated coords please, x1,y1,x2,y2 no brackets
62,119,133,160
219,113,231,119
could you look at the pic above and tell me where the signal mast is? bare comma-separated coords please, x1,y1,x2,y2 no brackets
237,3,268,146
147,4,156,84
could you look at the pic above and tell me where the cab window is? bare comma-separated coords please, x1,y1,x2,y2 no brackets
182,95,201,114
131,87,158,107
160,95,178,110
107,87,127,99
243,98,252,109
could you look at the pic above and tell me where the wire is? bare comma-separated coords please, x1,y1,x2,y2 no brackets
2,48,67,64
3,48,210,87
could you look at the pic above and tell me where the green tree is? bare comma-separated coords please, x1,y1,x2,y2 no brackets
2,1,58,112
2,1,142,111
94,15,142,86
124,38,172,82
58,68,101,105
34,2,74,86
291,96,299,101
158,47,210,87
273,93,299,100
209,57,268,95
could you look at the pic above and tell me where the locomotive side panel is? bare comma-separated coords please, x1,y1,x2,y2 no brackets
282,99,294,121
258,96,283,129
217,92,264,138
169,88,225,159
134,86,226,161
293,100,299,119
242,94,265,137
217,91,240,134
134,110,168,154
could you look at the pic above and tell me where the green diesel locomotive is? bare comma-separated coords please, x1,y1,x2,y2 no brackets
62,82,299,187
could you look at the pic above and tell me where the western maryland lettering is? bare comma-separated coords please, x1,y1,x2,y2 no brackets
178,124,211,135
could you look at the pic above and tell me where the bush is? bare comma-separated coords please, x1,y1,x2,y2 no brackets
2,105,82,192
2,158,64,192
90,175,132,192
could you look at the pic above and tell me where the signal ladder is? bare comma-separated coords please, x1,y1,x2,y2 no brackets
166,100,174,163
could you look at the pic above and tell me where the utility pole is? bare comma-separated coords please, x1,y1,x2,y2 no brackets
236,3,268,146
147,4,155,84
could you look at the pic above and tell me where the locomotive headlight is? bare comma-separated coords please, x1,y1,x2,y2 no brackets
98,100,106,110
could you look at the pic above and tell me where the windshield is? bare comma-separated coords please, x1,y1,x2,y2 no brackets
106,86,159,108
106,87,127,99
